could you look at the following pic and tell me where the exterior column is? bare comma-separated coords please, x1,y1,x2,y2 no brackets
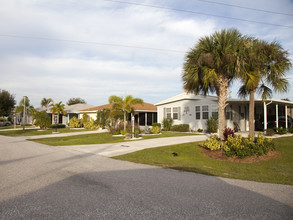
285,105,288,128
264,102,267,130
276,104,279,128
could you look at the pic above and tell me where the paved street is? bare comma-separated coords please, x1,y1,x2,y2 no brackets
0,135,293,219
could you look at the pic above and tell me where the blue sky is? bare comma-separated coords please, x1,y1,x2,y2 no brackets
0,0,292,107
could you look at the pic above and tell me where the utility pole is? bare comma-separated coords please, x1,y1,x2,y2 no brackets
23,96,26,132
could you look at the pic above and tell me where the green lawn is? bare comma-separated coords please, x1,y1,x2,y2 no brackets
114,136,293,185
0,128,93,136
30,132,199,146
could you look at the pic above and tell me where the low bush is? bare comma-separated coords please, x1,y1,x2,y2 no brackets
275,127,287,135
34,111,51,130
201,135,221,151
152,123,161,128
289,128,293,133
197,128,203,133
50,124,66,129
265,128,275,136
224,133,275,159
150,126,161,134
171,124,189,132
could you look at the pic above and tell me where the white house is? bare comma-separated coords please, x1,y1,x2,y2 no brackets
155,93,293,131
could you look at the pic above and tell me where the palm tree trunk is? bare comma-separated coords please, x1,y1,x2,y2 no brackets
218,75,229,142
249,90,255,140
124,111,126,132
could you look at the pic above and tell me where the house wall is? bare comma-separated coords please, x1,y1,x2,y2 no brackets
157,97,219,131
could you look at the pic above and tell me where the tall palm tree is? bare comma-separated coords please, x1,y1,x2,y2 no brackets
108,95,144,132
50,101,66,125
41,98,53,110
182,29,244,141
238,39,291,138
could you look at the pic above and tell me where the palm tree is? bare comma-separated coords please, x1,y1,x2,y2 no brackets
238,39,291,138
108,95,144,132
41,98,53,110
182,29,244,141
50,101,66,126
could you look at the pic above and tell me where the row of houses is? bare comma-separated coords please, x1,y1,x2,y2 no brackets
22,93,293,131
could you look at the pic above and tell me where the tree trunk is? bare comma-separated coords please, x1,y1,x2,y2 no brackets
249,90,255,140
218,75,229,142
124,111,126,132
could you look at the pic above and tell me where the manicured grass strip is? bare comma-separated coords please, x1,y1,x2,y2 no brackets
30,132,199,146
0,128,93,136
113,136,293,185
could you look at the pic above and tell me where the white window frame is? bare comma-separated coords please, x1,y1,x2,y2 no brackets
202,105,209,120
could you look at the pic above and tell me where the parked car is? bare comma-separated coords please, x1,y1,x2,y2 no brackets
255,115,293,130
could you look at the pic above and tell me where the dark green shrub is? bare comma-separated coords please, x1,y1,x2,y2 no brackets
50,124,66,129
276,127,287,135
265,128,275,136
171,124,190,132
197,128,203,132
206,117,218,133
162,118,173,131
289,128,293,133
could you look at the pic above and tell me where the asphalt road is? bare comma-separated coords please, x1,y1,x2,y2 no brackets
0,135,293,219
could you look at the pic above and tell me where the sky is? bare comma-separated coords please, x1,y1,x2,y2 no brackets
0,0,293,107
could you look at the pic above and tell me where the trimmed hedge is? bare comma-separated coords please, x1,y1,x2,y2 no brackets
50,124,66,129
171,124,189,132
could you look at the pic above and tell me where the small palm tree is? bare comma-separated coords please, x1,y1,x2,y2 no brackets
50,101,66,130
108,95,144,132
238,39,291,138
182,29,244,141
41,98,53,111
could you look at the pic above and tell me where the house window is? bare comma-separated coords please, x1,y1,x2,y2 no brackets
195,106,200,120
173,107,179,120
166,108,171,119
202,105,209,119
211,105,218,119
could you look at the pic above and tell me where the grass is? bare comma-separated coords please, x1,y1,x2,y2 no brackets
0,128,93,136
30,131,199,146
114,136,293,185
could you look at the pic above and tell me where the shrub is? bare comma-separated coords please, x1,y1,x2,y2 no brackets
96,109,110,129
201,135,221,151
289,128,293,133
69,116,82,128
50,124,66,129
265,128,275,136
34,111,51,130
142,126,151,134
162,118,173,131
224,133,275,159
171,124,189,132
275,127,287,135
150,126,161,134
84,119,98,130
224,128,234,141
206,117,218,133
197,128,203,132
152,123,161,128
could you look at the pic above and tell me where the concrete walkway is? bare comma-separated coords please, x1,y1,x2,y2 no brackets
58,135,209,157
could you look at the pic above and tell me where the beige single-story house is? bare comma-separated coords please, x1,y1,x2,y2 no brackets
79,102,157,127
155,93,293,131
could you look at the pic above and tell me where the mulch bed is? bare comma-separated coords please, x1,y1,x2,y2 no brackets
201,148,280,163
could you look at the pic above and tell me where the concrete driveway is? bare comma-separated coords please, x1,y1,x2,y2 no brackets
0,135,292,219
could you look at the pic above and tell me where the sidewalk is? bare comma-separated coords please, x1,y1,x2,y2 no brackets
57,135,209,157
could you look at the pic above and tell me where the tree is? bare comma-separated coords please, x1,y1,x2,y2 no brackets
34,111,51,130
96,109,110,129
238,39,291,138
50,101,66,125
182,29,244,141
41,98,53,110
67,97,86,105
0,89,16,117
108,95,144,132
